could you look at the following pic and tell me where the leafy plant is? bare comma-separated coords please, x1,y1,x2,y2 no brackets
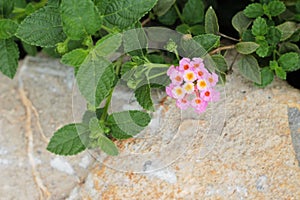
0,0,299,156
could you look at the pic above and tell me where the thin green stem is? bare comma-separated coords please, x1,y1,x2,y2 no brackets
147,71,167,80
100,89,113,121
100,57,123,121
101,25,114,33
174,49,180,61
174,4,184,23
144,63,170,68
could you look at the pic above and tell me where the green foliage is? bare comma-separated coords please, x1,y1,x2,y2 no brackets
97,0,158,30
244,3,264,18
252,17,268,36
153,0,176,17
182,0,204,25
0,19,18,39
107,110,151,139
194,34,220,52
244,0,286,19
232,11,252,35
255,67,274,87
236,42,259,54
205,6,219,34
16,3,66,47
0,0,14,18
60,0,102,40
238,55,261,84
276,21,298,41
47,123,90,155
0,39,19,78
266,0,286,17
278,52,300,72
135,84,154,111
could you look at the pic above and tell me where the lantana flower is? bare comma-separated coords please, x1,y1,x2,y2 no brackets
166,57,220,113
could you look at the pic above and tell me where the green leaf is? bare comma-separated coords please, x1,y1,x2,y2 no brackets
278,52,300,72
61,48,89,67
193,34,220,52
244,3,264,18
276,22,298,41
108,110,151,139
60,0,102,40
22,41,37,56
123,28,147,56
242,29,255,42
14,0,26,8
135,84,154,111
76,34,121,106
190,25,205,35
256,40,269,58
16,3,66,47
76,55,114,107
266,27,281,45
211,54,228,84
211,54,228,73
279,42,300,54
158,6,177,25
89,117,104,139
205,6,219,34
0,19,18,39
182,0,204,25
236,42,259,54
176,24,190,34
269,60,278,70
47,123,89,155
267,0,286,17
232,11,252,35
94,33,122,57
238,55,261,84
153,0,175,17
275,66,286,79
255,67,274,87
82,108,104,125
98,0,158,30
0,39,19,79
0,0,14,17
251,17,268,36
97,135,119,156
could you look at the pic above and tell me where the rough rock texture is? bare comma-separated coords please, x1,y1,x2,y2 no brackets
0,54,299,200
0,56,95,200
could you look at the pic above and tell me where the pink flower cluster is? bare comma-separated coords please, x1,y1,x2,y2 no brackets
166,57,220,113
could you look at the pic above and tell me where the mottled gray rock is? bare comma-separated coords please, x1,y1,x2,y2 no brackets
288,107,300,166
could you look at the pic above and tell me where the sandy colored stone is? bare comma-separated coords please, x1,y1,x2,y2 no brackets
0,56,95,200
69,66,300,199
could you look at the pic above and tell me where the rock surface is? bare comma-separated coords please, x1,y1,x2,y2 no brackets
0,54,299,199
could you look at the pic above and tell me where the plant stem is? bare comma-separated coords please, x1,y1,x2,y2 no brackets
100,58,123,121
174,4,184,24
218,32,240,42
228,52,239,74
147,71,167,79
141,17,151,26
101,25,114,33
209,45,236,55
100,89,113,121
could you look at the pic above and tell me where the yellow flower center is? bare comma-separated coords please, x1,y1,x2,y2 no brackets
186,72,194,81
